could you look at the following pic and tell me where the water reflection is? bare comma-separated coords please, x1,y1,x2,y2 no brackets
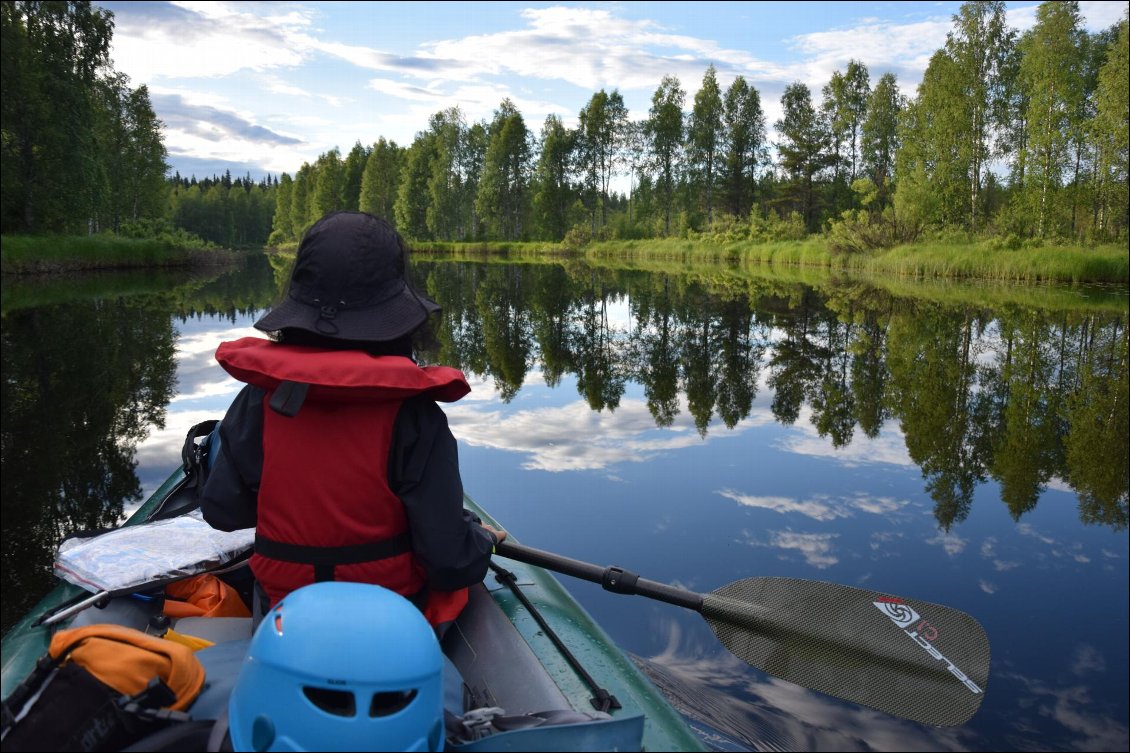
416,262,1129,532
0,256,277,631
633,612,1129,752
1,255,1126,749
633,619,979,752
0,294,177,629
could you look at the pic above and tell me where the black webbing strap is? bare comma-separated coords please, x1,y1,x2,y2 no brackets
255,533,413,583
268,381,309,417
489,563,621,713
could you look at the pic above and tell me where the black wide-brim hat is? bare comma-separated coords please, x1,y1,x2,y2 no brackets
255,211,439,342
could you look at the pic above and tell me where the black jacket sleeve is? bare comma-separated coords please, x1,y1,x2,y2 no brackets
200,385,264,532
389,396,495,591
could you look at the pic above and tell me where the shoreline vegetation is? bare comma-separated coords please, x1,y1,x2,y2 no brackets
5,232,1125,286
409,238,1130,284
4,4,1127,287
0,234,243,274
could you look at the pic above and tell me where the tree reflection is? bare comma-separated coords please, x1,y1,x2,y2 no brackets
715,296,764,429
766,292,825,427
1063,317,1129,529
574,271,625,412
527,265,577,388
5,256,1126,639
0,257,276,634
887,308,993,530
848,317,890,439
413,260,1127,531
630,276,680,427
679,286,719,437
983,311,1067,520
1,297,177,632
475,266,532,402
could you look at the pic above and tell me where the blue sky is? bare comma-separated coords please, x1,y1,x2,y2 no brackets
99,1,1128,182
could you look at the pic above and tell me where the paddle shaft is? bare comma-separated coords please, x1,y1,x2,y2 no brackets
495,539,703,611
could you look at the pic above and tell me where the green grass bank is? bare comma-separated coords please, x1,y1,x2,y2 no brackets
1,234,241,274
581,238,1128,284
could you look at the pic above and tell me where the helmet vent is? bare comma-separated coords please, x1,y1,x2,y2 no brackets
303,686,356,717
369,690,417,717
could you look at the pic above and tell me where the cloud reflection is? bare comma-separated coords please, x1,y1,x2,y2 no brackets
740,529,840,570
716,489,909,522
634,616,979,751
133,325,260,495
999,670,1129,751
446,374,767,472
775,406,914,468
927,532,968,557
1069,645,1106,676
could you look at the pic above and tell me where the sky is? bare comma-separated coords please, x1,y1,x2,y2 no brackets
98,1,1129,183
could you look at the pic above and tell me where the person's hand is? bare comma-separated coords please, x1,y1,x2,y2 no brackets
482,524,507,545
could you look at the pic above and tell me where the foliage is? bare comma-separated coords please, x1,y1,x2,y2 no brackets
827,179,924,254
647,76,686,235
116,217,212,249
4,1,1129,270
1,2,167,235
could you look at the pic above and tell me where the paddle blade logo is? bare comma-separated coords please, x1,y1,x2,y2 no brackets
873,596,919,627
873,597,982,695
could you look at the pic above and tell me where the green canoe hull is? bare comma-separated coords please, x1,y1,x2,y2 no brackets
1,468,705,752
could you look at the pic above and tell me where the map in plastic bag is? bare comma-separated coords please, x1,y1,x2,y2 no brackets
54,510,254,593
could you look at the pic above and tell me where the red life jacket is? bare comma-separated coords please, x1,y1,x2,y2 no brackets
215,337,472,627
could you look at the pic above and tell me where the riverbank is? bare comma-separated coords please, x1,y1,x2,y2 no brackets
410,249,1127,315
0,234,243,274
587,238,1128,284
47,232,1125,284
406,238,1128,284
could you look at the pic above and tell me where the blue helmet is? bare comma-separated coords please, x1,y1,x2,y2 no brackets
229,582,444,752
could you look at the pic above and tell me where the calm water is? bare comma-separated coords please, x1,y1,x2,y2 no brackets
2,254,1127,751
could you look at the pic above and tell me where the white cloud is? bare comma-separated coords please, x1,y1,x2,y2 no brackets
1069,644,1106,675
927,531,968,557
786,17,951,93
446,375,765,472
716,490,850,521
171,326,260,403
135,408,227,471
774,405,914,468
110,1,314,81
869,531,903,554
422,7,782,93
147,88,312,173
741,529,840,569
1078,1,1128,31
367,77,448,103
366,80,571,130
260,74,349,107
716,489,909,522
111,1,1130,180
1018,523,1057,545
766,531,839,569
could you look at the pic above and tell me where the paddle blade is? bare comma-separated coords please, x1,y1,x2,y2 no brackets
702,578,989,727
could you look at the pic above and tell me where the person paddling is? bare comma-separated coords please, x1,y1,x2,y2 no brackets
201,210,504,631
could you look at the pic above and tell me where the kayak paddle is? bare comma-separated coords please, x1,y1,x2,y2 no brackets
493,539,989,728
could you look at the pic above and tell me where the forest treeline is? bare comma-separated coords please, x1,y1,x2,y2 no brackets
2,1,1127,254
270,1,1129,252
1,2,276,248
